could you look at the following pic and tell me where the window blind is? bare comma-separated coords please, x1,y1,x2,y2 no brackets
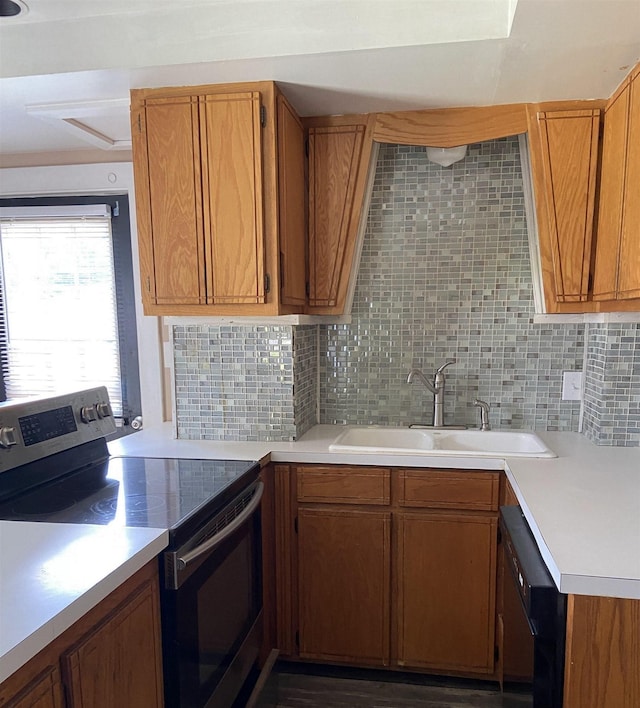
0,209,124,417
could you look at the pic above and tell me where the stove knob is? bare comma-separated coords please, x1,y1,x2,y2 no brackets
96,402,112,419
0,426,18,448
80,405,98,423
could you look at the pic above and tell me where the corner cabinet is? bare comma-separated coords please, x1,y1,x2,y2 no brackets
275,464,500,677
305,116,377,315
526,105,601,313
130,82,306,316
593,64,640,303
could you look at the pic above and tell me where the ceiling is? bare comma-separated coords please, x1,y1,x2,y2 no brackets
0,0,639,166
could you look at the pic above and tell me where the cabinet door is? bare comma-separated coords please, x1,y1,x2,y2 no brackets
3,667,64,708
297,507,391,665
617,69,640,299
277,93,307,308
200,91,266,304
307,121,374,314
395,511,497,673
531,109,600,307
593,85,630,300
134,95,206,307
62,578,164,708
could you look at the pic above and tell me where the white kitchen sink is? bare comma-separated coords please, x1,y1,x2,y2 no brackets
329,426,437,453
430,429,556,458
329,426,556,458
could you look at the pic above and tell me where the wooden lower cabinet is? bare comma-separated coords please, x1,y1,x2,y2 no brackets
280,464,500,678
298,507,391,665
0,561,164,708
2,667,64,708
395,511,497,673
62,575,164,707
563,594,640,708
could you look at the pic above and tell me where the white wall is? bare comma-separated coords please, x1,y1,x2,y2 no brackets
0,162,165,427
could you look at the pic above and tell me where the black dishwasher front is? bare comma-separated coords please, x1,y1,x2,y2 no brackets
500,505,567,708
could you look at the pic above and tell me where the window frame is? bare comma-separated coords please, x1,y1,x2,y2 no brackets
0,193,142,426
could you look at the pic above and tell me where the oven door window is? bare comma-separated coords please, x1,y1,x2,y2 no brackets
163,512,262,708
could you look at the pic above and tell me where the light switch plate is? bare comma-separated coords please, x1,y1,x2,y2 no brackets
562,371,583,401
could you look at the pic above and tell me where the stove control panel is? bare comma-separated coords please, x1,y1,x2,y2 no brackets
0,387,116,473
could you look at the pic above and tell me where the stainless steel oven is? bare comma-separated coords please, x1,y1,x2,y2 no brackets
500,505,567,708
162,478,263,708
0,387,263,708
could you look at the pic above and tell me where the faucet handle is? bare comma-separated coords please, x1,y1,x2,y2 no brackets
435,359,456,375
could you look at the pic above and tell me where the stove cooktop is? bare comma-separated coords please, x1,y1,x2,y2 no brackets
0,456,260,546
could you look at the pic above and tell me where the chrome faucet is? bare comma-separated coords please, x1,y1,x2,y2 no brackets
407,360,455,428
473,399,491,431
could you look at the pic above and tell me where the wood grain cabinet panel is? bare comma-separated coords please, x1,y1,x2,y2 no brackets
131,81,306,316
398,469,499,511
564,595,640,708
593,64,640,302
62,576,164,708
306,118,375,314
296,465,390,505
395,512,498,673
2,667,64,708
297,507,391,666
528,107,600,310
276,94,307,308
0,562,163,708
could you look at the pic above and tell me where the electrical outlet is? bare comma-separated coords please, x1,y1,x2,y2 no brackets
562,371,583,401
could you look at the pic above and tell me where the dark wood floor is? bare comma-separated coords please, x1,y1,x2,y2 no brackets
258,670,532,707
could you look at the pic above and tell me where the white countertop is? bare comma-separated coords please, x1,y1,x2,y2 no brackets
0,522,167,683
110,423,640,600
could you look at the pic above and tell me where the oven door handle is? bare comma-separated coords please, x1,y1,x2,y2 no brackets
176,480,264,571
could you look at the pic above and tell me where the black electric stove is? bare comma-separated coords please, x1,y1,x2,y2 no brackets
0,387,260,547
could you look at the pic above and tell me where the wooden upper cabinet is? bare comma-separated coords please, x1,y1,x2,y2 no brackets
527,106,600,311
306,116,376,314
131,82,306,316
593,64,640,302
276,93,307,308
199,92,265,305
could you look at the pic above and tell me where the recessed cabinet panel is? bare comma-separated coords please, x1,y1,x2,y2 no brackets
200,92,265,304
617,71,640,299
308,125,366,309
592,89,630,300
277,94,307,307
143,96,205,306
536,109,600,304
297,507,391,665
396,512,497,673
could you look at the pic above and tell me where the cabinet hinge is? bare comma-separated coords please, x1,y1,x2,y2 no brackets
260,105,267,128
137,114,142,133
265,273,271,294
146,276,151,293
305,281,310,298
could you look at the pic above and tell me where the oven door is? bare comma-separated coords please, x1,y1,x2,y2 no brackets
162,480,263,708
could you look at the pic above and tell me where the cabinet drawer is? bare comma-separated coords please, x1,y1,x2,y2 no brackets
397,469,499,511
296,466,391,505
